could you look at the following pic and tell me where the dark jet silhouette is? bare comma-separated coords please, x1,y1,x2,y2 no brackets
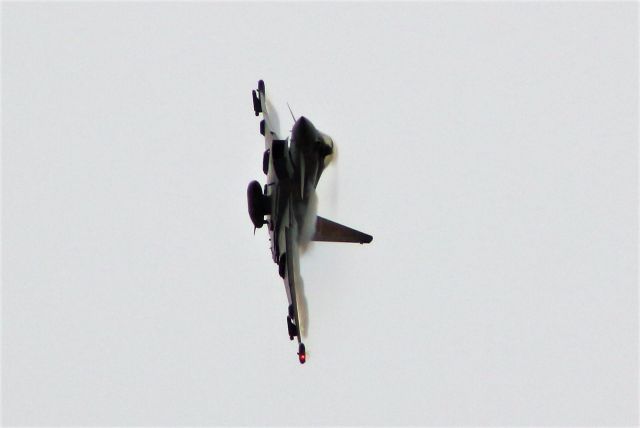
247,80,372,364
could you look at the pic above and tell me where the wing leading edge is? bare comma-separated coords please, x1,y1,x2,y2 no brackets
312,216,373,244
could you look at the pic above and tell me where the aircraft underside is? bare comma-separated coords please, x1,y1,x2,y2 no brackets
247,80,372,364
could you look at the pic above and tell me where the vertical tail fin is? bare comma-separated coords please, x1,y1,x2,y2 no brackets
312,216,373,244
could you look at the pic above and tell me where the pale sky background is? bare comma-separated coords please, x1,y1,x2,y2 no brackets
2,2,638,426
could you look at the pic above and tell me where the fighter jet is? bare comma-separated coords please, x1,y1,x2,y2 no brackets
247,80,372,364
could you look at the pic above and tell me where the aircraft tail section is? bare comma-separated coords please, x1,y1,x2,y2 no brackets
312,216,373,244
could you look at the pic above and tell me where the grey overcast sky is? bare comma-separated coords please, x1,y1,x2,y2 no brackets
2,2,638,426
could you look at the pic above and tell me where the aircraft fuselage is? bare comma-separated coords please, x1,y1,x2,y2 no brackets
248,80,370,364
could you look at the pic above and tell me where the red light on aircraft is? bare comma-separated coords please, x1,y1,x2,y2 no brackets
299,353,306,364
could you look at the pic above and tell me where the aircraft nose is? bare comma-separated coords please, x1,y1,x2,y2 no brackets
291,116,318,147
293,116,312,133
